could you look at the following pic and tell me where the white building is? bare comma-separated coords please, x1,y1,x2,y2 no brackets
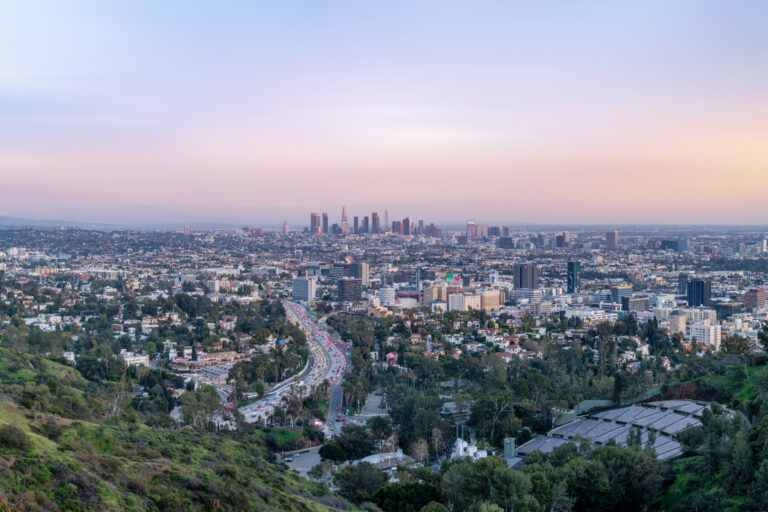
292,277,317,301
120,349,150,367
448,293,481,312
689,323,722,350
379,286,396,306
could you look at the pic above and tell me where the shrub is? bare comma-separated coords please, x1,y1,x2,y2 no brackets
0,425,32,451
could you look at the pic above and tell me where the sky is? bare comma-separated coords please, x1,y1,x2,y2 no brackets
1,1,767,226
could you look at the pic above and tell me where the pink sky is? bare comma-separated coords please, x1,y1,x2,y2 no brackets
1,2,767,225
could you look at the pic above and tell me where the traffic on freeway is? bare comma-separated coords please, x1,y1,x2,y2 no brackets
239,300,350,432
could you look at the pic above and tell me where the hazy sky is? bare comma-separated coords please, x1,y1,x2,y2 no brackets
1,1,767,226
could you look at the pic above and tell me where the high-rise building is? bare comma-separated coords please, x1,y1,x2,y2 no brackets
622,295,649,312
282,221,289,235
362,216,369,234
392,220,402,235
567,261,580,293
744,287,767,310
310,212,322,234
498,237,515,249
513,264,539,289
348,262,370,286
678,272,690,295
353,216,359,234
341,206,349,234
292,277,317,301
379,286,395,306
384,209,389,233
668,310,687,334
689,323,721,350
322,213,329,234
606,230,619,250
466,220,477,239
338,278,362,302
687,278,712,307
402,217,412,236
418,219,424,234
611,285,633,304
184,225,190,235
371,212,380,234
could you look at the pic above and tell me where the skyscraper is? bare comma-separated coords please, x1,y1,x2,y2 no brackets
348,262,370,286
282,221,289,235
466,220,477,239
678,272,690,295
362,216,369,234
513,264,539,289
338,278,362,302
341,206,349,234
402,217,412,236
371,212,380,234
310,212,321,234
353,216,359,234
687,278,712,307
567,261,580,293
418,219,424,235
392,220,402,235
322,213,329,234
606,230,619,250
384,209,389,233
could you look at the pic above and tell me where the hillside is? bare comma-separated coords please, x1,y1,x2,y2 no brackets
0,349,342,511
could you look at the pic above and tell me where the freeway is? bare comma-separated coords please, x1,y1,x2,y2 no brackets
239,301,350,432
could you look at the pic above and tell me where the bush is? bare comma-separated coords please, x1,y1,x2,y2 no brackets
0,424,32,451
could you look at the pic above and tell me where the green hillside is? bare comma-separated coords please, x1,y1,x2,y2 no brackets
0,348,341,511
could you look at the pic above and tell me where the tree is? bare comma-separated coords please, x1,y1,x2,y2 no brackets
411,438,429,463
308,460,334,481
180,384,221,428
319,438,347,463
334,462,389,504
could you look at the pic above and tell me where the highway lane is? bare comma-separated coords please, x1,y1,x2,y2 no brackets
239,301,349,430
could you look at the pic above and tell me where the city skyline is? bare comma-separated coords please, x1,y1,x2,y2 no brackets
2,2,768,225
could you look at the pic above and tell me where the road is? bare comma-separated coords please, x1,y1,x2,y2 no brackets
239,300,350,432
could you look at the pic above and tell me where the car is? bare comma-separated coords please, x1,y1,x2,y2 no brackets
335,418,340,422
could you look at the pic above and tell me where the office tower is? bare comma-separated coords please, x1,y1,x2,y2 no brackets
362,216,369,234
611,285,633,304
184,225,190,235
392,220,402,235
310,212,321,234
556,232,570,247
348,262,370,286
371,212,380,233
282,221,289,235
668,311,687,334
498,237,515,249
622,295,649,312
341,206,349,234
689,323,721,350
687,278,712,307
744,287,768,310
677,237,689,252
379,286,395,306
338,278,362,302
606,230,619,250
567,261,580,293
353,216,359,234
384,209,389,232
677,272,690,295
466,220,477,239
403,217,412,235
418,219,424,234
513,263,539,289
322,213,329,234
292,277,317,301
